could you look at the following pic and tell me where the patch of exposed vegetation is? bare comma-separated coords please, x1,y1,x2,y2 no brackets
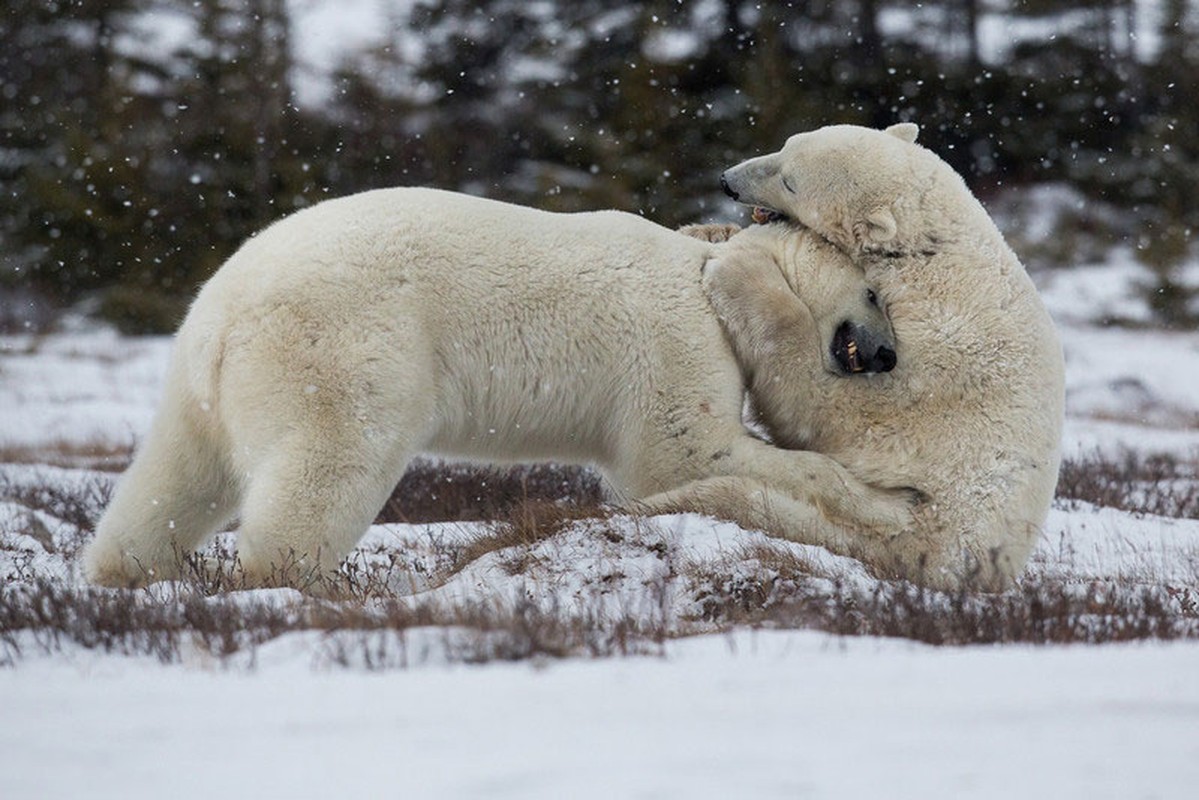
2,449,1197,669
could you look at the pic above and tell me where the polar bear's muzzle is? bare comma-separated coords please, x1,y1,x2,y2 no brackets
751,207,788,225
720,174,789,224
832,321,897,375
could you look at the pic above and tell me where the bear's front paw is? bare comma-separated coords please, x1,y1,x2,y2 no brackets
818,476,918,536
678,223,743,243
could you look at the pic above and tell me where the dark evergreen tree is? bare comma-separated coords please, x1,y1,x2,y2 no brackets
2,0,1198,330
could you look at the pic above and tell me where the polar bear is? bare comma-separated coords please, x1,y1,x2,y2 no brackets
83,187,911,588
662,123,1065,590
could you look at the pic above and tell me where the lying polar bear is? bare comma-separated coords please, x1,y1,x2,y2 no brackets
83,187,910,588
667,123,1066,590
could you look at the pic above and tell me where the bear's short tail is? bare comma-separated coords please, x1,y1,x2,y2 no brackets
83,383,239,587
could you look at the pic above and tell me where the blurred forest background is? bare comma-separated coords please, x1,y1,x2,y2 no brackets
2,0,1197,333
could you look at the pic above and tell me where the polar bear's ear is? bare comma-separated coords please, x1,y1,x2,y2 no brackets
885,122,919,144
865,207,898,243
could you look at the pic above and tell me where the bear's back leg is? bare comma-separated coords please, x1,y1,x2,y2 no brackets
83,389,241,586
219,334,436,587
231,427,416,588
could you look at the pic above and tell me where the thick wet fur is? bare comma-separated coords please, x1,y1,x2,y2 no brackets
84,188,913,589
684,123,1065,590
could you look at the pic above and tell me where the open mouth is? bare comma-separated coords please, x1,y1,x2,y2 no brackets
751,206,789,225
831,321,897,375
832,322,864,373
720,176,791,225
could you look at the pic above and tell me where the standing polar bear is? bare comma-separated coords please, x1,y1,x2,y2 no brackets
84,187,909,588
674,123,1065,590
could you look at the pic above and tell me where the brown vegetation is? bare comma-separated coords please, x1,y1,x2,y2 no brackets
1,449,1197,668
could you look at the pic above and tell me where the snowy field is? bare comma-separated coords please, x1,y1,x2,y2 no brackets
2,244,1198,797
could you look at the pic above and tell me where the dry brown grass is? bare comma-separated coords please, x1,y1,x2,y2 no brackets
687,566,1199,645
0,441,134,472
376,459,604,524
454,500,613,571
1056,448,1199,518
1,543,669,670
0,469,112,565
0,578,299,667
2,449,1198,668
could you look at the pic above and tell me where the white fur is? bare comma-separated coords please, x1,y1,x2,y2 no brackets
691,124,1066,590
83,187,912,587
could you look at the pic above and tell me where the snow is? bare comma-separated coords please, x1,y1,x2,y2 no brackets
6,2,1196,792
643,28,705,64
2,632,1196,799
3,221,1199,796
114,1,413,107
879,1,1168,65
288,0,414,106
0,327,169,450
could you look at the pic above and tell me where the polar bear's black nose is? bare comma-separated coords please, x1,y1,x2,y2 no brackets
871,346,897,373
720,174,739,200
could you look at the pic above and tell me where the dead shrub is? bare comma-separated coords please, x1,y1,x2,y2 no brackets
826,576,1199,644
0,575,668,669
0,579,297,666
454,499,612,568
687,561,1199,645
0,440,134,472
0,471,112,563
316,592,667,670
688,543,826,625
4,446,1198,670
377,459,605,523
1056,449,1199,518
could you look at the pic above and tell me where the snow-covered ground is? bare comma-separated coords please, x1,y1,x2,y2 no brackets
4,632,1197,800
2,245,1198,797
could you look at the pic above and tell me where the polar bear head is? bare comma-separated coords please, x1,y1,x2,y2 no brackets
797,249,898,376
703,223,897,381
720,122,967,257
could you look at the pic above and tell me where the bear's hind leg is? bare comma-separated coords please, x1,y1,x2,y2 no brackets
232,434,411,589
83,396,240,587
216,305,436,589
